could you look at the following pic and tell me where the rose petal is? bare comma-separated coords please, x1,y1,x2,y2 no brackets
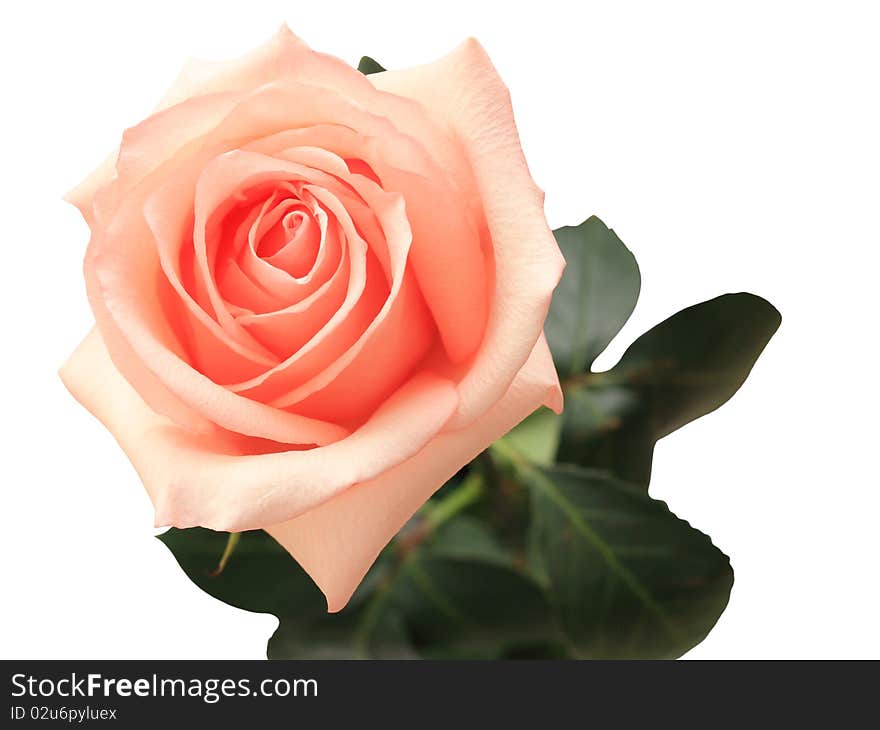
158,26,475,210
59,328,460,533
371,39,567,427
217,256,286,315
64,152,117,227
266,334,562,611
64,27,314,218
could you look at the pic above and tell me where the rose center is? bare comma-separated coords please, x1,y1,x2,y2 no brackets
255,198,321,278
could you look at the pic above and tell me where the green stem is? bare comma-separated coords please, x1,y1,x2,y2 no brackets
209,532,240,577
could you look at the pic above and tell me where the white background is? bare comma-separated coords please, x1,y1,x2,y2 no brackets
1,0,878,659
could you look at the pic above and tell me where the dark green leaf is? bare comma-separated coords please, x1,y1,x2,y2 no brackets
523,463,733,659
558,293,781,486
357,56,386,75
546,217,640,378
390,554,556,659
428,514,512,566
159,527,325,618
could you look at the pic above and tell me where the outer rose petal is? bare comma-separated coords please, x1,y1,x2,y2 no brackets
156,26,476,217
370,39,566,428
62,25,300,219
267,334,562,611
59,329,459,533
64,152,117,227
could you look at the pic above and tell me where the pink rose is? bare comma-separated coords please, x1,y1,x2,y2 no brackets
61,26,564,611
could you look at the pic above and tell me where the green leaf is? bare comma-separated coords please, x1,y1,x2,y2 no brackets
546,217,640,378
521,462,733,659
428,514,512,566
389,554,557,659
558,293,781,486
159,527,325,618
357,56,386,75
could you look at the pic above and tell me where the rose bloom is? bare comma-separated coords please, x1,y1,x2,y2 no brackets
61,26,564,611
